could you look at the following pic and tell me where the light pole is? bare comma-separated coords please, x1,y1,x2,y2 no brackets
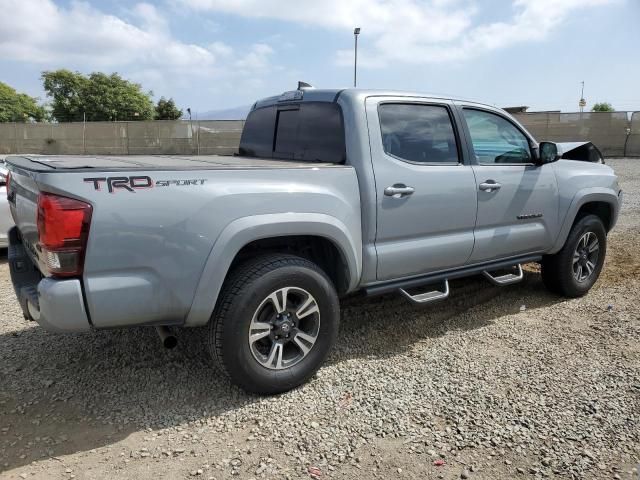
187,107,195,154
353,27,361,88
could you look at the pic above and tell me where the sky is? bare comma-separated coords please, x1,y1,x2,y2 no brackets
0,0,639,115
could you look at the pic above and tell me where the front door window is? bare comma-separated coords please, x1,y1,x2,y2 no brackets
463,109,532,164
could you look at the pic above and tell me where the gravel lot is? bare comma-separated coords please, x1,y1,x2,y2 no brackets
1,158,639,480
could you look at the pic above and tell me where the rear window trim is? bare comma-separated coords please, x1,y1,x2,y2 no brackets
376,101,464,167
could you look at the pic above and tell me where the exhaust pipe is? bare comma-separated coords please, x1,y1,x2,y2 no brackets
155,326,177,349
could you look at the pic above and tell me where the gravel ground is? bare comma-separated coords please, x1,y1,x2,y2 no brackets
1,158,639,480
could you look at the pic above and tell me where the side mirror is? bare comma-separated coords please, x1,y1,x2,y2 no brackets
538,141,560,165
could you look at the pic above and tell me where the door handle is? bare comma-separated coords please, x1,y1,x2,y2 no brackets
479,181,502,192
384,184,415,198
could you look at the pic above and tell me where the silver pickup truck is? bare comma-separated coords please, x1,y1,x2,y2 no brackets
6,87,622,394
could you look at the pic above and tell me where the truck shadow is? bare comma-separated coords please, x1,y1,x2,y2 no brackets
0,270,563,472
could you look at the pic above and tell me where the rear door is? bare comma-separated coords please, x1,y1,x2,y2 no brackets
456,105,559,262
365,97,478,281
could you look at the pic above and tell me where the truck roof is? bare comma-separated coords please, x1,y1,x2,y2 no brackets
253,88,495,110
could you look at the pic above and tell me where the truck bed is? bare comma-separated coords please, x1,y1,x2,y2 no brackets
6,154,342,172
6,151,361,330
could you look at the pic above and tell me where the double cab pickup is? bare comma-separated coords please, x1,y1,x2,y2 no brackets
6,87,622,393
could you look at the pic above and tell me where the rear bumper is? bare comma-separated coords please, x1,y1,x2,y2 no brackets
8,227,90,333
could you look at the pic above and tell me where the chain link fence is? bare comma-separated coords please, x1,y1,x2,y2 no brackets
0,113,639,157
0,120,244,156
514,111,639,157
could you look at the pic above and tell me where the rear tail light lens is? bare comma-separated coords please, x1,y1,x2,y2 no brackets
37,193,92,277
5,172,11,201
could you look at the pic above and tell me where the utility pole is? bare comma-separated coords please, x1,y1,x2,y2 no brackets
353,27,361,88
579,81,586,113
82,111,86,155
187,107,195,155
195,111,200,156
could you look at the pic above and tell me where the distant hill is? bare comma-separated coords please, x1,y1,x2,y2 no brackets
190,105,251,120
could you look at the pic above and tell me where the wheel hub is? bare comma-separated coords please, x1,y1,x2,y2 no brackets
272,313,296,339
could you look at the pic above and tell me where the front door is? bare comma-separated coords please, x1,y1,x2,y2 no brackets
458,106,559,262
366,98,478,281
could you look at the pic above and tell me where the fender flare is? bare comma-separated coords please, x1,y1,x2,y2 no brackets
550,188,620,253
184,212,362,326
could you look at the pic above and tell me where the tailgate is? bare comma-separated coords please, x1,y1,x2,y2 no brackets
6,164,41,269
6,156,94,275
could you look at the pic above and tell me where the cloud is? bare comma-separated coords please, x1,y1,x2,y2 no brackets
235,44,274,71
180,0,616,67
0,0,275,87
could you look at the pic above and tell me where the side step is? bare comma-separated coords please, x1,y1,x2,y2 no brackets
399,280,449,305
482,264,524,286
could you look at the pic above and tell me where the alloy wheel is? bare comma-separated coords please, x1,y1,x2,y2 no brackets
572,231,600,282
248,287,321,370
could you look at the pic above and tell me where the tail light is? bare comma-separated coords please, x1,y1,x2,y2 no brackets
37,192,92,277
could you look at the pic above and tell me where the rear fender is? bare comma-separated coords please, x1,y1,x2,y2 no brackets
184,213,362,326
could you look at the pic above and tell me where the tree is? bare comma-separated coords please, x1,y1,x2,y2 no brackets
155,97,183,120
42,70,155,122
41,69,88,122
591,102,614,112
0,81,46,122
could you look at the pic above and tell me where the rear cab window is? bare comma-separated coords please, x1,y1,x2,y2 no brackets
239,102,346,163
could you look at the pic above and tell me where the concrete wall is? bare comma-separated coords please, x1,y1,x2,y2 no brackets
513,111,638,157
0,120,244,156
625,112,640,157
1,113,638,157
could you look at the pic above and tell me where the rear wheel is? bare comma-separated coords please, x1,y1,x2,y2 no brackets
541,214,606,297
209,254,340,394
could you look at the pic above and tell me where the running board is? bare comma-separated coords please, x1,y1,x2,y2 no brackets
399,280,449,305
364,254,542,297
482,264,524,286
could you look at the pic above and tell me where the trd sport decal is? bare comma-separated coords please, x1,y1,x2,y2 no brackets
84,176,207,193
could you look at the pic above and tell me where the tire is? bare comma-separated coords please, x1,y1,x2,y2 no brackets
541,214,607,298
208,254,340,394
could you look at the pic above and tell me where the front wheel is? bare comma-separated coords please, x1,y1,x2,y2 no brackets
209,254,340,394
541,214,607,297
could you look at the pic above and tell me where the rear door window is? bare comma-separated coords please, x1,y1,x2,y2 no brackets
239,102,346,163
378,103,460,164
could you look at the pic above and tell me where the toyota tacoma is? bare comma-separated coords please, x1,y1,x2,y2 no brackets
5,86,622,394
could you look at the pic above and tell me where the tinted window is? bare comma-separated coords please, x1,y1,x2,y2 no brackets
462,109,532,164
378,104,459,164
238,106,277,158
239,102,345,163
295,103,345,163
274,108,299,159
